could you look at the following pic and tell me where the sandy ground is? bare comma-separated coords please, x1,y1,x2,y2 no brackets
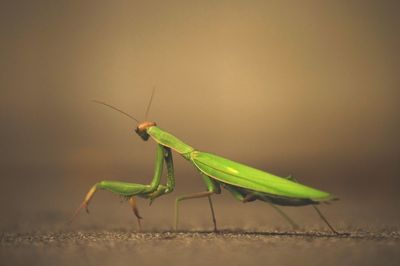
1,174,399,266
1,199,400,266
1,229,400,266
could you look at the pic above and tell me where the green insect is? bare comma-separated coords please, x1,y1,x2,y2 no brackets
71,92,340,234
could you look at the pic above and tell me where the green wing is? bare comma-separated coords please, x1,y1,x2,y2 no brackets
191,151,332,201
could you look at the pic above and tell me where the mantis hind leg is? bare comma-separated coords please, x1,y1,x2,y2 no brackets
268,204,299,229
175,174,220,231
311,205,341,235
222,184,299,229
287,174,341,235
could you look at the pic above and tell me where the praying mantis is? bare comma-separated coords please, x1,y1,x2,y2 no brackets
71,91,340,234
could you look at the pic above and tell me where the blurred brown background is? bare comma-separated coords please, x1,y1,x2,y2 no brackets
0,0,399,232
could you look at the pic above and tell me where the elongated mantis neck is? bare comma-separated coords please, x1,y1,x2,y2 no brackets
146,126,194,157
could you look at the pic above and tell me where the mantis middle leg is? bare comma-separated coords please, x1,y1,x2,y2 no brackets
70,144,167,226
175,174,221,231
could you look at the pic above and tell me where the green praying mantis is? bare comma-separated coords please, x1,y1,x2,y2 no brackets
71,92,340,234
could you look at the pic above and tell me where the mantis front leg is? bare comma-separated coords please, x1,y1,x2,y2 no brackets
144,146,175,204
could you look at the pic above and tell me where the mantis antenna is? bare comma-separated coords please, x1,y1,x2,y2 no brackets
92,100,140,123
144,87,156,120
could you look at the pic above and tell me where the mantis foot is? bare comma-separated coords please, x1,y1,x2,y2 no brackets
129,196,143,231
68,185,97,224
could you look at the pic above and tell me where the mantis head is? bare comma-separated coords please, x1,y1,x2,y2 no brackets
135,121,156,141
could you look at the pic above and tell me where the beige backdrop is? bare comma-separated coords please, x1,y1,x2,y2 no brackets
1,1,399,231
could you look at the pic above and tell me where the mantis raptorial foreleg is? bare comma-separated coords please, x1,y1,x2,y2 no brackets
175,174,221,231
147,147,175,204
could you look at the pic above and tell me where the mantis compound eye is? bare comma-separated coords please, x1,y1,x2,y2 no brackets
135,127,150,141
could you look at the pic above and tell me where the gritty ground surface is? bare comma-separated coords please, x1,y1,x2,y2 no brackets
1,229,400,266
1,175,400,266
